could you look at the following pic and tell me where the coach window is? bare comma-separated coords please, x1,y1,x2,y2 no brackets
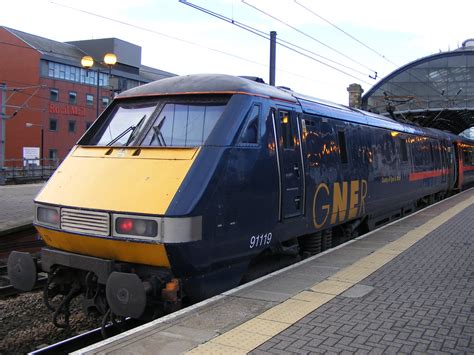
239,104,260,144
338,130,348,164
280,110,294,149
400,138,408,162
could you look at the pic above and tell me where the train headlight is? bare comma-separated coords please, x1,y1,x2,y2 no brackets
36,205,60,228
113,215,158,238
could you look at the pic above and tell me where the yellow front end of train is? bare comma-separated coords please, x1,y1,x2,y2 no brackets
34,145,199,268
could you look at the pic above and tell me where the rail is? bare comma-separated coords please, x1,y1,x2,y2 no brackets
0,158,60,184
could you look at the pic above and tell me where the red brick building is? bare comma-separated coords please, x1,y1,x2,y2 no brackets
0,26,175,168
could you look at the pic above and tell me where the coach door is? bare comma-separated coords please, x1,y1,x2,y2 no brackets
272,108,305,219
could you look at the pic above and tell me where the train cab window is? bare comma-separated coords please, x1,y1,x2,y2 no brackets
142,103,226,147
91,103,158,146
338,130,348,164
400,138,408,162
239,105,260,144
280,110,295,149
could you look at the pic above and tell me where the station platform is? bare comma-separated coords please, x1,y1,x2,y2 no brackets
0,183,43,235
70,188,472,354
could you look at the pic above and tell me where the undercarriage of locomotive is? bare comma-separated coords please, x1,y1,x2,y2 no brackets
8,249,182,334
43,264,182,331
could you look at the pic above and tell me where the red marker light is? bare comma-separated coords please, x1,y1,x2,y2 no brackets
118,218,134,233
115,217,158,237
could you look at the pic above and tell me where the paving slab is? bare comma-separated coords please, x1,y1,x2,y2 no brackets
0,183,43,234
75,188,474,355
251,199,474,354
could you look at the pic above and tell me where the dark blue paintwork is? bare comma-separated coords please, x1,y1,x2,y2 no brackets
147,75,474,301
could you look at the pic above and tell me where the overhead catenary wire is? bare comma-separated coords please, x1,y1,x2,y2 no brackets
290,1,446,99
46,1,353,90
50,0,437,102
293,0,399,68
180,0,375,85
241,0,378,78
50,1,268,70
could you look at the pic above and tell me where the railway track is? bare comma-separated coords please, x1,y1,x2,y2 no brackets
0,225,45,297
0,260,47,298
30,318,143,354
0,225,44,258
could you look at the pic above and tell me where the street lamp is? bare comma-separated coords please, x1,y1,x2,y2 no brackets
25,122,44,167
81,53,117,118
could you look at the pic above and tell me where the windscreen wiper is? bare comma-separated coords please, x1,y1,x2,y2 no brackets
151,116,167,146
106,115,146,147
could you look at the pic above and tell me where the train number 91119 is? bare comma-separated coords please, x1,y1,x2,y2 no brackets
249,233,272,249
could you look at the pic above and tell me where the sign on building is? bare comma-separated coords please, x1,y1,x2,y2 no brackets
23,147,40,166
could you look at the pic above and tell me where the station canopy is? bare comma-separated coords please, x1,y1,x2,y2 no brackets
362,39,474,137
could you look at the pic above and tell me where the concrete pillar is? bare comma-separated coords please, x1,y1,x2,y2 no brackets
347,83,364,109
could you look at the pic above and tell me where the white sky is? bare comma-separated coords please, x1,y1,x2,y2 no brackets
1,0,473,104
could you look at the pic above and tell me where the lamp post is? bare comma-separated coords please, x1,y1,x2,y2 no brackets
81,53,117,118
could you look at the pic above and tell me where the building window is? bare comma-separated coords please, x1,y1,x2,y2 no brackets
68,120,76,133
69,91,77,104
86,121,93,131
49,118,58,131
102,96,110,107
86,94,94,106
49,149,58,160
50,89,59,102
43,60,112,87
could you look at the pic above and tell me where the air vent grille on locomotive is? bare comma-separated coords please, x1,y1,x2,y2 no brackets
61,208,109,236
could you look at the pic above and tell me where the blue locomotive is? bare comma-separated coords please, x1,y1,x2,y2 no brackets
8,74,474,325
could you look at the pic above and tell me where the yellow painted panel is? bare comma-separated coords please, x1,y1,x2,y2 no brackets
329,265,374,283
73,146,198,160
310,280,354,295
292,290,336,304
188,342,246,355
210,330,271,351
37,226,170,268
257,299,316,324
234,318,289,336
355,252,395,269
35,146,199,215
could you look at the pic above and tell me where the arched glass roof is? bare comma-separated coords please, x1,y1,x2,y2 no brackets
362,40,474,136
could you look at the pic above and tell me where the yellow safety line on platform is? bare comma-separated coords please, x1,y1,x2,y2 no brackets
187,195,474,354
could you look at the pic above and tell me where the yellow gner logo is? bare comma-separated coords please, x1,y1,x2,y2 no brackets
312,179,368,229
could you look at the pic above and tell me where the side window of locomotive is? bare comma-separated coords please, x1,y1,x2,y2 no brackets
280,110,295,149
141,103,226,147
239,104,260,144
338,130,348,164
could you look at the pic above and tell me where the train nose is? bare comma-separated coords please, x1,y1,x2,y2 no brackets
106,272,149,318
7,251,38,291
